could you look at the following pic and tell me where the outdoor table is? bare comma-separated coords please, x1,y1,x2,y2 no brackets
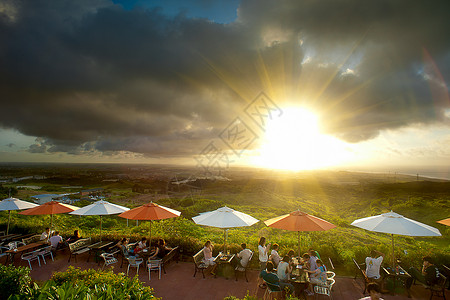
382,266,411,297
290,265,309,296
214,253,235,279
0,233,22,242
6,241,47,264
87,241,114,263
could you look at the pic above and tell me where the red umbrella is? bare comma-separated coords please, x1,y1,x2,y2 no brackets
19,201,79,230
118,202,181,247
437,218,450,226
264,210,336,256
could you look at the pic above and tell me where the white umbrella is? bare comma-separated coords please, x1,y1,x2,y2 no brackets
351,211,441,268
192,206,259,251
0,197,39,234
70,200,129,241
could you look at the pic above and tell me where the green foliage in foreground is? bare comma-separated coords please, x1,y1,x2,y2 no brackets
0,265,31,300
8,266,159,300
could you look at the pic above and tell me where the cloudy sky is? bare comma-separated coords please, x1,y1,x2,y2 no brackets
0,0,449,175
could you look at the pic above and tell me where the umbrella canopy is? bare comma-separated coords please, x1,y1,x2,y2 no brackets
437,218,450,226
192,206,259,251
264,210,336,255
70,200,129,241
118,202,181,247
351,211,441,268
0,197,39,234
19,200,79,231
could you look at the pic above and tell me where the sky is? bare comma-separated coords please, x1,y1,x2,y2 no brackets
0,0,449,176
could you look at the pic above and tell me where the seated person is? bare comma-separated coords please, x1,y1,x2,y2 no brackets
309,248,321,259
48,231,64,250
260,261,295,295
309,249,319,270
134,237,148,253
406,256,439,288
270,243,282,267
116,238,134,257
277,255,293,282
301,253,311,270
304,259,327,296
366,250,385,280
148,238,172,260
200,240,218,275
359,282,384,300
236,243,252,270
287,249,297,268
66,230,82,243
40,227,51,241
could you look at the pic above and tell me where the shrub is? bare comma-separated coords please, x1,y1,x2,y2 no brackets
0,265,31,300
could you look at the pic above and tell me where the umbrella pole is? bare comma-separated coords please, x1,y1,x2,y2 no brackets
224,229,227,252
298,231,301,257
6,210,11,235
391,234,395,269
100,215,103,242
149,221,152,249
50,214,53,232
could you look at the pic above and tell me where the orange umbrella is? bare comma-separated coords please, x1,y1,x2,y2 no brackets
19,201,79,230
437,218,450,226
264,210,336,256
118,202,181,247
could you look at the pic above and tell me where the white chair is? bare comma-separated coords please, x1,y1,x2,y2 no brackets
326,271,336,279
100,252,118,269
0,245,9,261
314,278,335,299
126,256,143,276
148,259,162,280
21,250,41,270
37,245,54,264
8,241,25,250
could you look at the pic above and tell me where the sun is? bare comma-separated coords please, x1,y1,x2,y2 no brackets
251,107,351,171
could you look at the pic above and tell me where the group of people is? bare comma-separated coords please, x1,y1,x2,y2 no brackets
115,237,172,262
257,236,327,297
40,228,82,250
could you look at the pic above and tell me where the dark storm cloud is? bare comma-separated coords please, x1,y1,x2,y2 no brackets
0,0,449,157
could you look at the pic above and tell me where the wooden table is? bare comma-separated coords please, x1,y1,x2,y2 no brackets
382,266,411,297
6,241,47,263
87,241,115,263
0,234,22,242
214,253,235,279
290,265,309,298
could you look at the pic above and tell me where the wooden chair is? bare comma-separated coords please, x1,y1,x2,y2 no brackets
235,250,253,282
22,235,41,245
353,258,371,293
263,279,283,300
428,273,447,300
193,248,208,278
161,246,179,274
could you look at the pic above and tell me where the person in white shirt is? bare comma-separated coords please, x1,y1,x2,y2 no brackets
258,237,270,288
236,243,252,269
277,255,292,282
40,228,51,241
270,243,282,267
48,231,64,250
366,250,385,279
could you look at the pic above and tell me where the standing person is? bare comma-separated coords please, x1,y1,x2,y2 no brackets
48,231,64,250
258,237,271,288
406,256,439,289
359,282,384,300
270,243,282,267
201,240,218,275
366,250,385,280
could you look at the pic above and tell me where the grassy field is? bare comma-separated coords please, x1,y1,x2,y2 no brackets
1,166,449,275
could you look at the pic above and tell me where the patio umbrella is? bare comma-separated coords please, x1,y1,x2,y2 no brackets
0,197,39,234
118,202,181,248
264,210,336,256
19,200,79,231
70,200,129,241
192,206,259,251
351,211,441,268
437,218,450,226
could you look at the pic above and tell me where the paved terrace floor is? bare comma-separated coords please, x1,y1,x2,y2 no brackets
5,248,449,300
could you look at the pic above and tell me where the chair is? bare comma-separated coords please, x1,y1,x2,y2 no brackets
148,259,162,280
37,245,54,264
326,271,336,279
0,244,9,262
263,279,283,300
314,278,335,299
126,256,143,276
8,241,25,250
235,251,253,282
428,273,447,300
100,252,118,269
21,250,41,270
